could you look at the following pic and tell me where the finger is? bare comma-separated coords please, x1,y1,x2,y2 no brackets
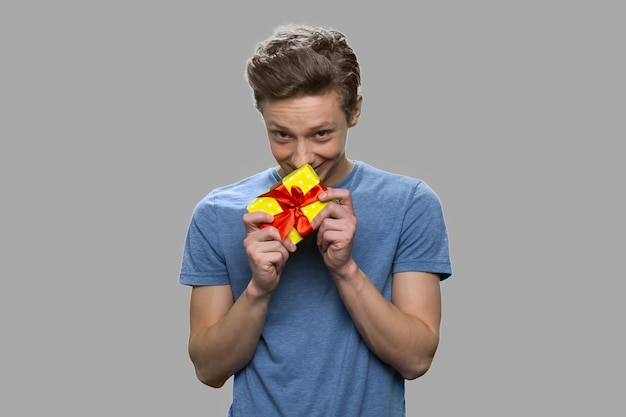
316,224,355,263
265,245,291,268
243,211,275,233
244,226,283,248
318,188,353,209
246,237,290,267
311,200,354,230
282,236,297,253
317,217,356,240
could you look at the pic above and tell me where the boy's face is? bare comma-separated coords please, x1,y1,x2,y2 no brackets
260,89,361,187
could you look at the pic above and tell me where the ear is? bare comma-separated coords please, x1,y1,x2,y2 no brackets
348,95,363,127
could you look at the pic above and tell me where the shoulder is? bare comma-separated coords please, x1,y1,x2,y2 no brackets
352,161,420,185
351,161,439,201
193,168,278,215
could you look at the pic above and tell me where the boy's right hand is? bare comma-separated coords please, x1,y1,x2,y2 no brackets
242,211,296,297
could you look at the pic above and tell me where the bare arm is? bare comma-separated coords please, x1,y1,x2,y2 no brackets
312,188,442,379
333,266,441,379
189,282,274,387
187,211,295,387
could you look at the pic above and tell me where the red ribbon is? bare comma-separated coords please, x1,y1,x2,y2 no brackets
258,182,326,239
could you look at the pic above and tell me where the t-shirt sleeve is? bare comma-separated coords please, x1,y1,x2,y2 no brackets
393,181,452,280
179,194,231,286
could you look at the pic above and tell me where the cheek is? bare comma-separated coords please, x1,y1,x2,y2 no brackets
317,140,344,159
269,142,291,161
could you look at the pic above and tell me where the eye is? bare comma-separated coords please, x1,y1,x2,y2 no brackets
314,130,331,140
272,131,291,142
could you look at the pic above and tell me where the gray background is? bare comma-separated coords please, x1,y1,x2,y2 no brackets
2,1,624,415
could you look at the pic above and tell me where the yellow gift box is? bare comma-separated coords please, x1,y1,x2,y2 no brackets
247,164,329,244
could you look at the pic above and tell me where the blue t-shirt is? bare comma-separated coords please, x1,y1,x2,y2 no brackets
180,161,452,417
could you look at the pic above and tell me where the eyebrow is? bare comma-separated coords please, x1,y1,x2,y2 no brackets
267,121,337,132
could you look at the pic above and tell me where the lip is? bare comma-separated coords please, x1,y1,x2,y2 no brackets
312,162,324,175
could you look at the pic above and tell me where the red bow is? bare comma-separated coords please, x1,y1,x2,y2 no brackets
258,182,326,239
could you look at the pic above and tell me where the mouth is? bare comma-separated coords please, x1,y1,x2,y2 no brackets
311,162,324,175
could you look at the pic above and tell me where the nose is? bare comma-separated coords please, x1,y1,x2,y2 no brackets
291,139,312,168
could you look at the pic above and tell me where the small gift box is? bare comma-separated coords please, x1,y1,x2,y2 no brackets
247,164,329,244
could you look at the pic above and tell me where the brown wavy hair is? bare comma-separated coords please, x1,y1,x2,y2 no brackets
246,24,361,121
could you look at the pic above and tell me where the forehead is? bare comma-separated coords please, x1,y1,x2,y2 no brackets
261,90,344,126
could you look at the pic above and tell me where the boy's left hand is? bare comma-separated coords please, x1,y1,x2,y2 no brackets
310,188,357,275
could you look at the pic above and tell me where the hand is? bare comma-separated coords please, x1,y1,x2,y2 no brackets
310,188,357,276
243,211,296,297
